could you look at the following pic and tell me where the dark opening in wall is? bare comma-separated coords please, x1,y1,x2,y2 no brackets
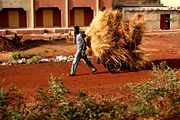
0,8,27,28
70,7,93,27
160,14,170,30
35,7,61,28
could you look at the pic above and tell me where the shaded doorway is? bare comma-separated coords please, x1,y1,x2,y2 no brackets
70,7,93,27
0,8,27,28
160,14,170,30
35,8,61,28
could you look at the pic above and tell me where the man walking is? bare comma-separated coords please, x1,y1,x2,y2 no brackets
68,26,97,76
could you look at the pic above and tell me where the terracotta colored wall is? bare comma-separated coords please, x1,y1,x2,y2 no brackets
69,0,112,26
99,0,112,10
0,0,113,28
34,0,66,27
69,0,96,10
34,0,65,11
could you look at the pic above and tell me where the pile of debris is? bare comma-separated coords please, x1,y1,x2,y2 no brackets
0,55,74,66
0,34,23,52
85,9,151,71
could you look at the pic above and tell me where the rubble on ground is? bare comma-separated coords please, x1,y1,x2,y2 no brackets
0,55,74,66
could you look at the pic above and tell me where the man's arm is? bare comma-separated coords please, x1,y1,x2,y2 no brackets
82,33,86,55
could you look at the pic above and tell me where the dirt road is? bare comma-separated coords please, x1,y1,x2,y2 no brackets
0,31,180,101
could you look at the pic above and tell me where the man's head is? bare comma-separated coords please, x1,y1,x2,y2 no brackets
74,26,80,34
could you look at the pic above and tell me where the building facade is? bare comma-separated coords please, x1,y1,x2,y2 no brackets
0,0,180,32
123,7,180,31
0,0,112,29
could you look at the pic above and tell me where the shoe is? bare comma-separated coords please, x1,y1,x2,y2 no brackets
97,58,100,64
67,73,75,76
92,69,97,74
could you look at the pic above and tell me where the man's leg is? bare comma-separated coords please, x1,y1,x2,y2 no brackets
82,55,97,73
70,50,81,75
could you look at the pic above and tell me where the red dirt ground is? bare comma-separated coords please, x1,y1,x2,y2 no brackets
0,30,180,103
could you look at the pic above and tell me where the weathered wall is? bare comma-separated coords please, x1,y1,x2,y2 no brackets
124,10,180,31
169,11,180,29
124,11,161,31
0,0,33,28
144,12,161,31
0,0,30,11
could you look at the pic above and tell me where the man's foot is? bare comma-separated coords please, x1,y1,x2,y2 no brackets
97,58,100,64
92,69,97,74
67,73,75,76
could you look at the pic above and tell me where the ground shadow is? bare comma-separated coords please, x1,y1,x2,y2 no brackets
19,39,66,51
152,59,180,69
19,39,52,50
76,71,109,76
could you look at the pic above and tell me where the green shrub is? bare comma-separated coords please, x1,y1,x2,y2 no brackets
10,52,44,61
28,56,41,64
0,81,28,120
42,50,49,53
119,62,180,119
11,53,21,60
28,75,71,119
32,75,115,120
21,52,35,59
51,49,57,53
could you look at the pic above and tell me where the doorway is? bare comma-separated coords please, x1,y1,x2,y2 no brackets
35,8,61,28
0,8,27,28
70,7,93,26
160,14,170,30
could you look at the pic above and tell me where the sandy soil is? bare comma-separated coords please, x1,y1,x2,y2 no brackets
0,31,180,103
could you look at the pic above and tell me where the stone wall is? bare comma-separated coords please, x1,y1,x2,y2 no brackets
124,10,180,31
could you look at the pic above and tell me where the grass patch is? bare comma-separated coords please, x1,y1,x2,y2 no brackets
28,56,41,64
21,52,35,59
51,49,57,53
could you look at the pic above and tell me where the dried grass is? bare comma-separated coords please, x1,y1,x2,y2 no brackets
85,9,151,70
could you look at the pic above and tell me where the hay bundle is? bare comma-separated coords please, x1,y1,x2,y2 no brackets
85,9,150,70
